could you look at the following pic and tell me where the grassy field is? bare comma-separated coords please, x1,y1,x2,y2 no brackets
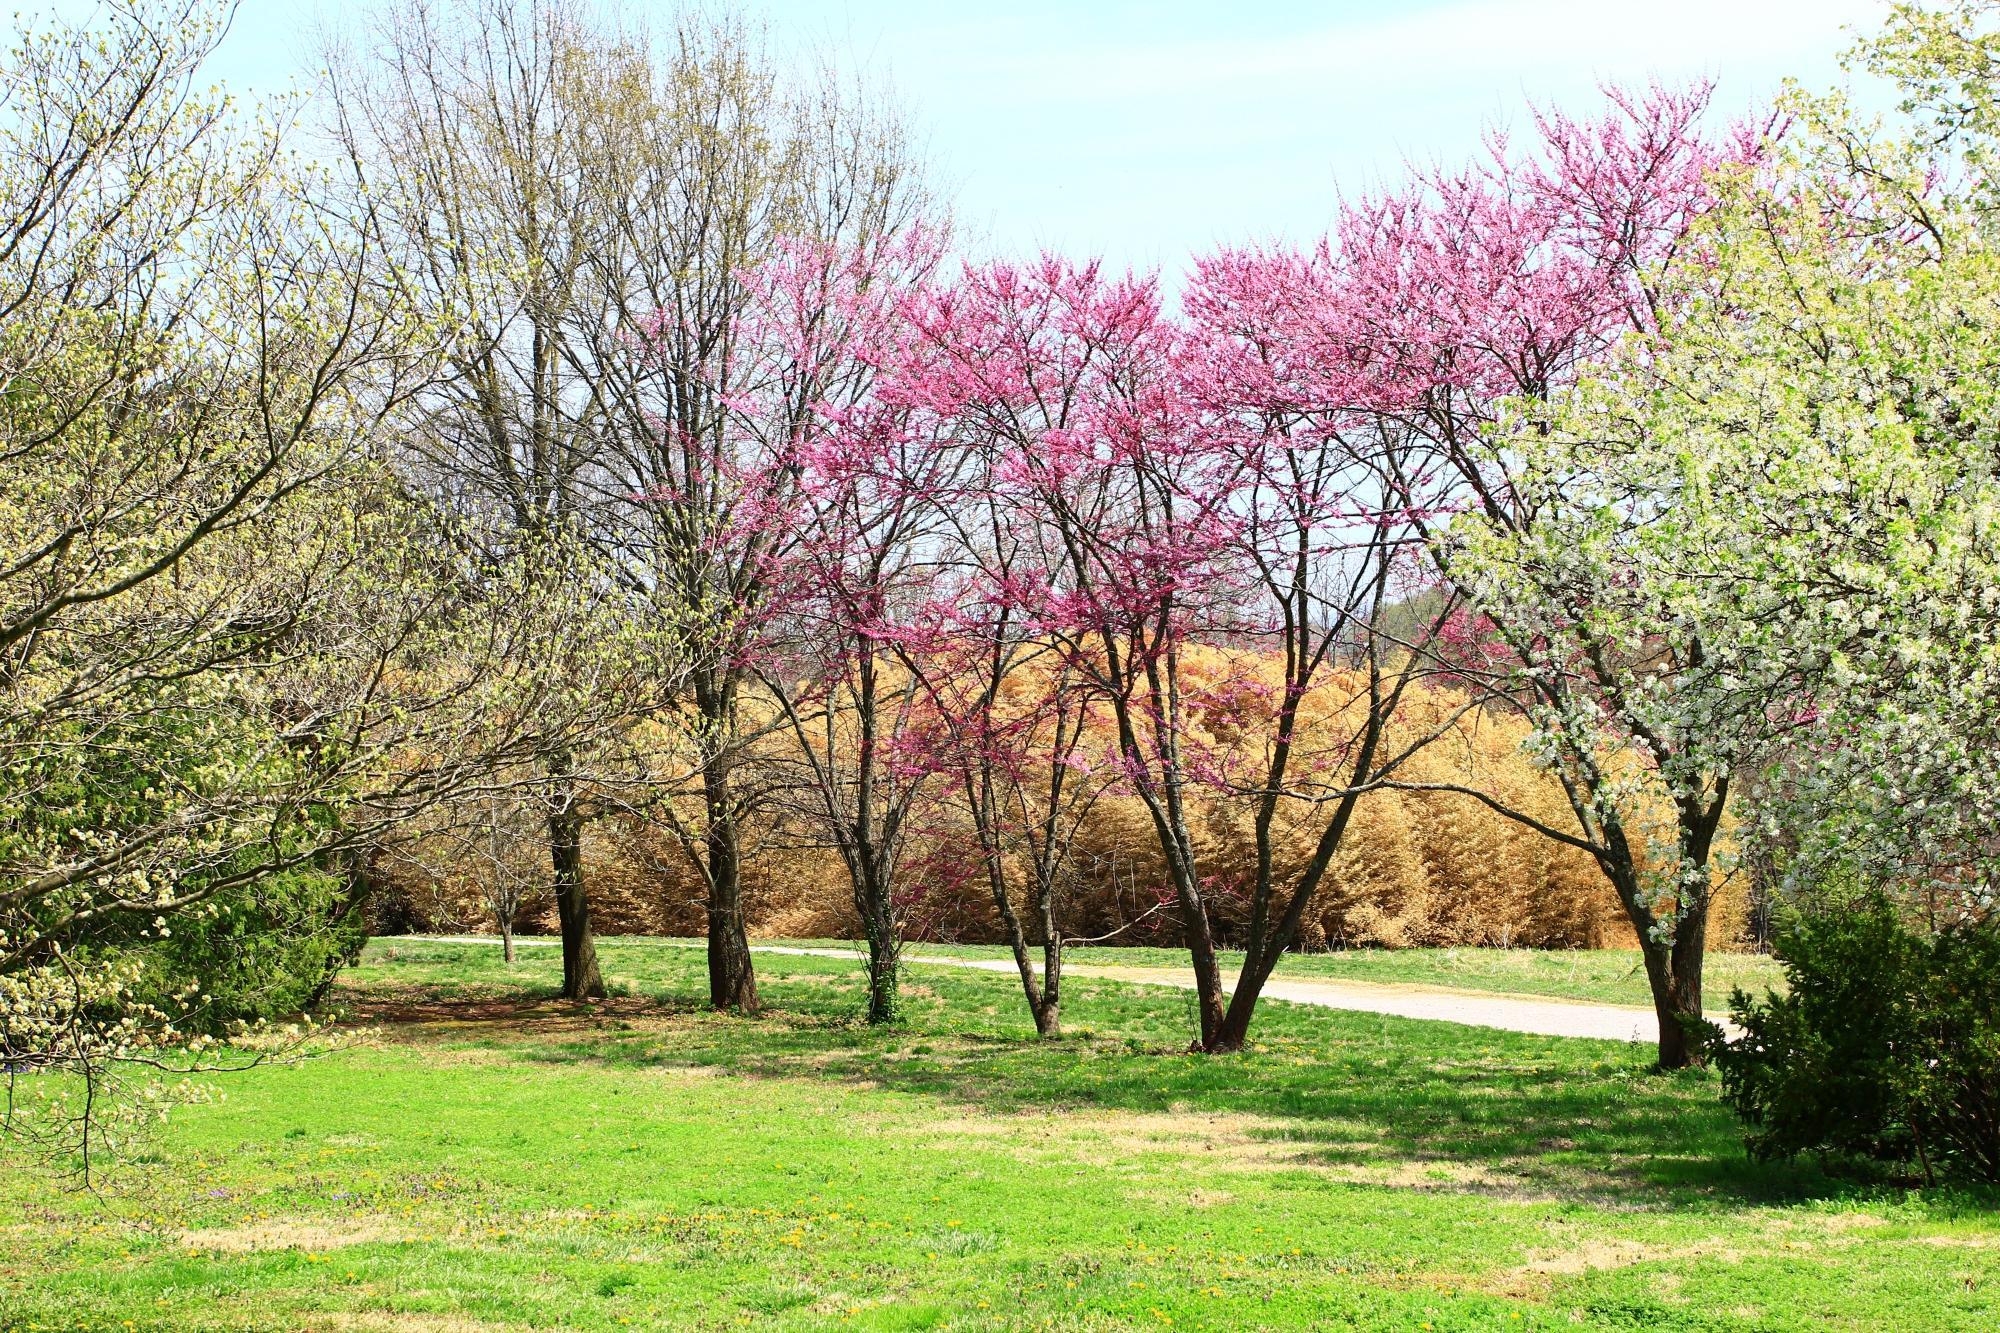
2,936,1989,1331
805,941,1789,1011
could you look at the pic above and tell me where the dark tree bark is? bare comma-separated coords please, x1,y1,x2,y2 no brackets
1389,770,1726,1071
1632,801,1721,1071
1667,902,1709,1061
546,774,605,1000
695,675,760,1013
1627,880,1709,1071
1034,941,1063,1040
860,887,900,1026
1199,526,1451,1055
701,795,759,1013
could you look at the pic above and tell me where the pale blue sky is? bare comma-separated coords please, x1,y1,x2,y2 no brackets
191,0,1893,273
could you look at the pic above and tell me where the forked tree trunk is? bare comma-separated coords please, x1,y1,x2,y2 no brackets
1614,859,1711,1071
976,791,1063,1040
996,896,1058,1038
848,650,905,1026
1205,725,1383,1054
1208,957,1271,1055
861,901,899,1025
1539,745,1724,1072
996,917,1063,1040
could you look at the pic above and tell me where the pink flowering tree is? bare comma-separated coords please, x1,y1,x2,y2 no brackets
744,233,961,1025
1174,246,1481,1052
625,226,943,1015
892,257,1263,1046
887,594,1112,1039
882,253,1476,1052
876,348,1121,1040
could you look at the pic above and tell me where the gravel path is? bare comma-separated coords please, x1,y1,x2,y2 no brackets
413,936,1709,1044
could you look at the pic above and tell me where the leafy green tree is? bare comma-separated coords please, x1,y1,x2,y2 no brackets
0,0,623,1178
1507,106,2000,940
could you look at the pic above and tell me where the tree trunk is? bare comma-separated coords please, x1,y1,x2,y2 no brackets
856,847,899,1025
500,915,516,965
1661,898,1710,1070
706,873,758,1012
1626,893,1709,1071
1208,959,1268,1054
1152,754,1225,1046
1639,936,1691,1070
1587,797,1716,1071
862,913,898,1025
848,647,902,1027
1640,804,1722,1071
547,783,606,1000
1184,914,1227,1049
1035,936,1062,1040
694,672,760,1013
702,762,759,1012
1096,639,1222,1047
1207,783,1374,1054
979,792,1061,1040
1146,798,1222,1046
1032,902,1064,1040
1001,905,1062,1040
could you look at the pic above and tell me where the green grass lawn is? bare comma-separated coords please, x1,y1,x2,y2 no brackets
2,937,1987,1331
786,938,1788,1011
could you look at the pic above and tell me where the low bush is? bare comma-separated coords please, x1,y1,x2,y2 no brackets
1712,894,2000,1184
131,860,368,1030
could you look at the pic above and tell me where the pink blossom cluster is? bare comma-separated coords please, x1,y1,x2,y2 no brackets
625,81,1759,889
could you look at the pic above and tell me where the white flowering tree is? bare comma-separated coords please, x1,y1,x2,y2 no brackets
1436,63,2000,1066
1740,4,2000,915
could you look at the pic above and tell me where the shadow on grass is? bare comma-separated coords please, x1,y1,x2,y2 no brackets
334,949,1849,1212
